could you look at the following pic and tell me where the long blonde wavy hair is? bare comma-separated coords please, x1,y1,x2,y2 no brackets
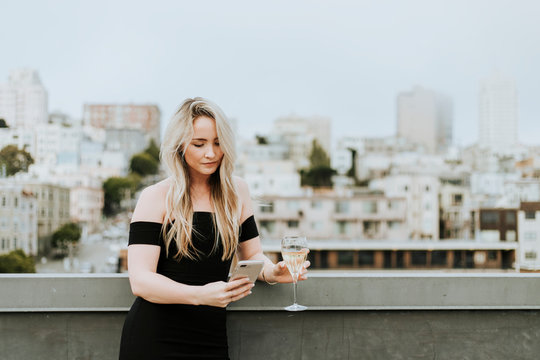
160,97,240,261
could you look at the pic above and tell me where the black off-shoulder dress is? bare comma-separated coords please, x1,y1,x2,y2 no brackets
119,212,259,360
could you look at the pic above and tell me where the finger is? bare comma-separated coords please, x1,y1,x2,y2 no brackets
227,277,251,290
230,282,254,298
303,260,311,268
231,287,253,302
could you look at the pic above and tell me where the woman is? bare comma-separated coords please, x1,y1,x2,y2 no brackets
119,97,309,359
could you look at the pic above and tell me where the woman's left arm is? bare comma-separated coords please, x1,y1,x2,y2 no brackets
235,177,309,284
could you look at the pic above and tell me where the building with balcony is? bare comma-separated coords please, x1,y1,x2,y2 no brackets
0,181,37,255
518,202,540,271
253,191,408,241
370,174,440,240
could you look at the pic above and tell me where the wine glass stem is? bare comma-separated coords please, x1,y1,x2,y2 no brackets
293,280,298,305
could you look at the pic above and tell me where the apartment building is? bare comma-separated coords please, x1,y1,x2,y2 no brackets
518,202,540,271
0,181,38,255
253,190,408,241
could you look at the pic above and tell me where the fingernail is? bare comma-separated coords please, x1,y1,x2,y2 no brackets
249,291,252,295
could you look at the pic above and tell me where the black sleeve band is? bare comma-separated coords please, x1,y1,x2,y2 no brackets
128,221,163,246
239,215,259,243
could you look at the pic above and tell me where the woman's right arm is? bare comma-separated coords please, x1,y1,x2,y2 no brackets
127,183,253,307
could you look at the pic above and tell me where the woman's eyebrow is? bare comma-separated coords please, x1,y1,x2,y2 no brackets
192,137,219,141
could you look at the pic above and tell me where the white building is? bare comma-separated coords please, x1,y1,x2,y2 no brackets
243,160,301,197
517,202,540,270
20,181,71,254
478,71,519,152
370,174,440,240
0,181,38,255
253,190,408,241
0,127,35,154
0,69,48,128
439,184,473,240
34,123,82,169
397,86,453,154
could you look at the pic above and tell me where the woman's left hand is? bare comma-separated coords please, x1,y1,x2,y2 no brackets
267,258,310,284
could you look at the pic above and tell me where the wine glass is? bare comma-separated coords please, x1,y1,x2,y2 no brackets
281,235,308,311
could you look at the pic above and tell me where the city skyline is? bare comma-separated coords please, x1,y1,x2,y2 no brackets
1,0,539,146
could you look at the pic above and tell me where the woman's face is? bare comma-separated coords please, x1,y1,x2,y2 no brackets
183,115,224,178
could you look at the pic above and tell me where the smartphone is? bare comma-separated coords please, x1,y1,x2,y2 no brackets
228,260,264,283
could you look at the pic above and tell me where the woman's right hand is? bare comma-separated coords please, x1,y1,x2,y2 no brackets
196,278,254,308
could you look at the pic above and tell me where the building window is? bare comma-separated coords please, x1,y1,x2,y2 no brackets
286,201,300,211
525,251,537,260
335,201,349,214
338,251,354,266
431,251,447,266
259,220,275,234
14,197,18,207
362,201,377,214
452,194,463,206
311,200,322,209
1,197,5,206
525,211,536,220
425,186,430,192
388,221,401,230
310,221,323,231
506,211,516,226
358,251,374,266
411,251,427,266
260,202,274,213
287,220,299,228
480,211,498,225
524,232,537,240
336,221,348,235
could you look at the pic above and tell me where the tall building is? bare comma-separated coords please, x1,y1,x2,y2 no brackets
83,104,161,146
397,86,453,154
0,68,48,128
479,72,518,152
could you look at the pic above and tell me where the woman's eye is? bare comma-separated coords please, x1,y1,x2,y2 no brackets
193,144,203,148
215,142,220,146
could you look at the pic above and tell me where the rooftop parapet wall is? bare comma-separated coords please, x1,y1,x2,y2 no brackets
2,272,540,311
2,273,540,360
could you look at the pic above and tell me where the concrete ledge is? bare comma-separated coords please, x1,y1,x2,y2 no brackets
2,272,540,311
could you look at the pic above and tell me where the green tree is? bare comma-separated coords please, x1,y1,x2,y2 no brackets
0,118,8,128
51,222,82,255
0,249,36,273
130,152,159,176
300,139,336,187
144,139,160,162
103,175,141,216
0,145,34,176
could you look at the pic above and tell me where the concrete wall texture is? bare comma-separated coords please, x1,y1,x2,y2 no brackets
2,311,540,360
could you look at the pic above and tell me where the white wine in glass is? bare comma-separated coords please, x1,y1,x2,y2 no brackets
281,235,308,311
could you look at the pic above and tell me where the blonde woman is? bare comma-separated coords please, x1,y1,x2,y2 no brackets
119,97,309,359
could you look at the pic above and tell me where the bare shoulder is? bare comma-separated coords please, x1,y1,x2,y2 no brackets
233,176,250,199
131,178,171,223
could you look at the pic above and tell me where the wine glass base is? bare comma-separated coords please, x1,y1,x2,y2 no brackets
284,303,307,311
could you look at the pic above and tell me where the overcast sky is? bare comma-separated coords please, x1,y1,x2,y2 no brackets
1,0,539,147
